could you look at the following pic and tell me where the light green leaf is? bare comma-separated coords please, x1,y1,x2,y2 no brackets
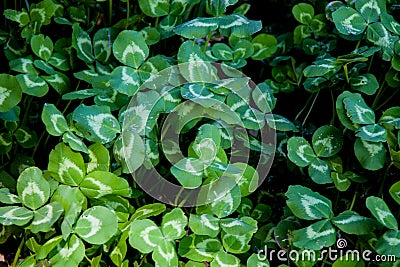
0,74,22,112
48,143,86,186
251,34,278,60
72,23,94,63
210,183,241,218
343,93,375,124
355,0,386,24
350,73,379,95
332,210,380,235
221,216,257,237
110,66,140,96
131,203,166,220
161,208,188,240
332,7,367,35
17,167,50,210
0,206,33,226
308,158,332,184
354,138,386,171
286,185,333,220
292,3,314,25
80,171,130,198
212,43,233,60
312,125,343,157
375,230,400,257
4,9,30,27
174,17,219,39
0,188,20,204
247,253,270,267
117,131,145,173
129,219,163,253
331,172,351,192
113,30,149,68
293,219,336,250
356,124,387,142
73,104,120,144
210,251,240,267
42,103,69,136
178,234,221,262
75,206,118,244
189,214,220,237
152,239,178,267
29,202,64,233
49,234,84,266
139,0,169,17
366,196,398,230
171,157,204,189
36,235,63,260
389,181,400,205
219,14,262,38
31,34,53,61
16,74,49,97
206,0,238,16
268,114,298,132
62,132,89,154
48,53,70,71
86,143,110,173
287,137,316,167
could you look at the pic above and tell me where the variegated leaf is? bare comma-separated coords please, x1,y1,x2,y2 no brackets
287,137,316,167
139,0,169,17
9,58,38,74
331,172,351,192
93,27,116,63
161,208,188,240
49,234,84,266
3,9,30,27
308,158,332,184
110,66,140,96
17,167,50,210
62,132,89,154
48,53,70,71
0,188,20,204
113,30,149,68
29,202,64,233
174,17,219,39
343,92,375,125
247,253,270,267
312,125,343,157
292,3,314,24
375,230,400,258
356,124,387,142
336,91,360,131
210,183,241,218
189,214,220,237
219,14,262,38
267,114,297,132
354,138,386,170
48,143,86,186
366,196,398,230
332,7,367,35
16,74,49,97
286,185,333,220
75,206,118,244
129,219,163,253
72,23,94,63
80,171,130,198
178,234,222,262
42,72,70,95
293,219,336,250
171,157,204,189
210,251,240,267
332,210,380,235
131,203,166,220
350,73,379,95
0,206,33,226
390,181,400,205
152,239,178,267
355,0,386,24
206,0,238,17
0,74,22,112
42,103,69,136
367,22,394,61
14,127,37,148
86,143,110,173
31,34,53,61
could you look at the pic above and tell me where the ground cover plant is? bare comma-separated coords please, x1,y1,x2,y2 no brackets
0,0,400,266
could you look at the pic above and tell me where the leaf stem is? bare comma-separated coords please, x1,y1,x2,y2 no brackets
378,162,393,197
349,191,357,211
203,33,213,53
330,89,336,125
302,90,320,127
12,235,25,267
294,93,313,121
125,0,130,30
375,86,399,110
108,0,112,26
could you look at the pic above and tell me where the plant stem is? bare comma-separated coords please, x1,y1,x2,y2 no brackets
12,235,25,267
343,64,350,84
376,88,399,110
330,89,336,125
378,162,393,197
349,191,357,211
302,90,319,127
108,0,112,26
294,93,313,121
125,0,130,29
203,33,213,53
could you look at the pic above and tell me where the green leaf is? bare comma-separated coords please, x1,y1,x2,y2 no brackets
350,73,379,95
0,74,22,112
247,253,270,267
48,143,86,186
332,210,380,235
210,183,241,218
171,157,204,189
4,9,30,27
312,125,343,157
366,196,398,230
292,3,314,25
331,172,351,192
16,74,49,97
389,181,400,205
251,33,278,60
354,138,386,171
0,188,20,204
375,230,400,257
308,158,332,184
93,27,116,63
219,14,262,37
86,143,110,173
138,0,169,17
0,206,33,226
113,30,149,68
75,206,118,244
336,91,360,131
36,235,63,260
287,137,316,167
14,127,37,148
49,234,84,266
72,23,94,63
31,34,53,61
73,104,120,144
210,251,240,267
343,92,375,124
381,13,400,35
178,234,221,262
303,58,340,78
189,214,220,237
367,22,393,61
141,26,161,45
110,66,140,96
48,53,70,71
161,208,188,240
206,0,238,16
285,185,333,220
42,72,71,95
152,239,178,267
131,203,166,220
62,132,89,154
9,58,38,74
356,124,387,142
293,219,336,250
332,7,367,35
29,202,64,233
267,114,297,132
129,219,163,253
17,167,50,210
174,17,219,39
80,171,130,198
42,103,69,136
212,43,233,60
355,0,386,24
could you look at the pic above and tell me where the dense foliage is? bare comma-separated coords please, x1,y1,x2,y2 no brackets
0,0,399,266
